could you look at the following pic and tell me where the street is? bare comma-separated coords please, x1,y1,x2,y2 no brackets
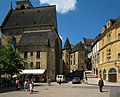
0,82,111,97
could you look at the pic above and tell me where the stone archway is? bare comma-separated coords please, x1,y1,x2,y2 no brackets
108,68,117,82
103,69,106,80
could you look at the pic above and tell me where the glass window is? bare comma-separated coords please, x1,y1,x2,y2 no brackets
106,49,111,61
118,33,120,39
30,52,33,56
71,60,72,65
30,62,33,68
107,34,111,43
36,62,40,69
36,51,40,58
118,53,120,59
24,52,27,58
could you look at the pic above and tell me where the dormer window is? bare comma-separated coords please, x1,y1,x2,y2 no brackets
106,21,112,28
102,26,106,33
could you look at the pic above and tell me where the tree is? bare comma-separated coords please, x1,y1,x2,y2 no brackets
0,37,24,78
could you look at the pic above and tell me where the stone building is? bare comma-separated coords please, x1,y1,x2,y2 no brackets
97,17,120,82
62,38,71,75
62,38,88,75
1,0,62,81
82,38,93,70
92,34,101,77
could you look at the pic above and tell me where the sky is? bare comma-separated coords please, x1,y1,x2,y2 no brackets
0,0,120,46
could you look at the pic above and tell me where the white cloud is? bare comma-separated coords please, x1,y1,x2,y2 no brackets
39,0,77,14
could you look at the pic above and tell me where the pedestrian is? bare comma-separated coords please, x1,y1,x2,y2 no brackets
98,78,104,92
85,74,88,82
29,81,33,94
15,78,20,91
23,80,27,91
58,78,61,85
27,80,30,91
47,77,51,86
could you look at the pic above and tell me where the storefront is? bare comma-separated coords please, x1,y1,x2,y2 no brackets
20,69,46,82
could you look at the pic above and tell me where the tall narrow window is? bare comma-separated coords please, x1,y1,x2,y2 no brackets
30,52,33,56
73,59,75,65
118,33,120,39
36,62,40,69
30,62,33,68
107,34,111,43
24,52,27,58
106,49,111,61
36,51,40,58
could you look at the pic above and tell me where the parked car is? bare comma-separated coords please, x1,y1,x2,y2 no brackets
72,77,81,84
56,75,65,83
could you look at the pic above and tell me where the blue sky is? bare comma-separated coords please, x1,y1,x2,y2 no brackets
0,0,120,46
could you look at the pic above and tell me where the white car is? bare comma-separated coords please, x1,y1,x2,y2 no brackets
56,75,65,83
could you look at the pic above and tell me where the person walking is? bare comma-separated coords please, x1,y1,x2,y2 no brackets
47,77,51,86
23,80,27,91
58,78,61,85
29,81,33,94
98,78,104,92
85,74,88,83
15,79,20,91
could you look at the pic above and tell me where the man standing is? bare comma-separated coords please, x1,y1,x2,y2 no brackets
98,78,104,92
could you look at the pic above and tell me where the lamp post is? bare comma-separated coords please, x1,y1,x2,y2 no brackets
115,62,120,73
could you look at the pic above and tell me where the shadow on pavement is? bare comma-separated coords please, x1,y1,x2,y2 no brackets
102,90,109,92
0,87,16,93
31,90,39,94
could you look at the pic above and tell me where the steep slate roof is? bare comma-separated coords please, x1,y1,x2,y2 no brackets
17,31,54,47
71,42,85,53
63,37,71,50
83,38,93,46
1,5,57,31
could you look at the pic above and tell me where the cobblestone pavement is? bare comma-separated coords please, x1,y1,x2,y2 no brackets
0,82,109,97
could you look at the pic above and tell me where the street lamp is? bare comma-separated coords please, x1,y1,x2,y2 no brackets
115,62,120,73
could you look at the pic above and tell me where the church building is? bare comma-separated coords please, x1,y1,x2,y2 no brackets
1,0,62,81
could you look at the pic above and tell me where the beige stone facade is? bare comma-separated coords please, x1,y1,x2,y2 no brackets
70,51,86,72
98,18,120,82
1,1,62,81
62,38,87,75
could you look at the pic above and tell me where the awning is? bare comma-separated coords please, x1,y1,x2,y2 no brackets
20,69,46,75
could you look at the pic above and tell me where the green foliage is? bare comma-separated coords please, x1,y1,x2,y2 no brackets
0,38,24,76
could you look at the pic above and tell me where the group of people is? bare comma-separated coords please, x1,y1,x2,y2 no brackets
15,78,34,94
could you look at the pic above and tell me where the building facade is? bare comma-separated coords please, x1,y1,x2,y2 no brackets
92,34,101,77
1,0,62,81
62,38,91,75
98,17,120,82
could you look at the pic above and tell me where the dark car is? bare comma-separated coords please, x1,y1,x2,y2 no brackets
72,77,81,84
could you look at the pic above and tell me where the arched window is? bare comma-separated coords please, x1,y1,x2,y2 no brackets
108,68,117,82
108,68,116,74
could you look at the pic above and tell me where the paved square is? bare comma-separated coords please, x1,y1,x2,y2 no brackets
0,82,109,97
